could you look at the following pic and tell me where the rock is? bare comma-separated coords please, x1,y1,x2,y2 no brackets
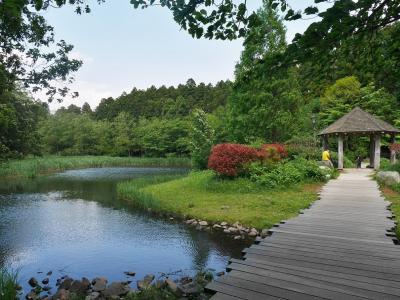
198,221,208,226
165,279,179,294
69,279,90,296
191,221,198,226
220,222,228,226
42,278,49,285
195,224,203,231
234,235,242,240
103,282,130,297
261,228,269,238
81,277,91,289
228,227,239,233
124,271,136,277
318,160,333,168
58,278,73,290
213,224,222,229
26,291,39,300
52,289,70,300
248,231,257,237
216,271,225,277
28,277,39,288
377,171,400,186
92,277,107,292
47,271,53,276
223,229,230,234
155,280,167,289
43,286,51,292
178,282,201,295
137,274,155,290
144,274,155,283
179,277,192,285
232,221,240,227
250,228,258,234
85,292,101,300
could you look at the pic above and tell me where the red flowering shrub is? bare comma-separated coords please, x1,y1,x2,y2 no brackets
208,144,264,177
262,144,288,159
390,143,400,154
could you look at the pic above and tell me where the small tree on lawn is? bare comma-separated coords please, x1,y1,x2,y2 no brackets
190,109,215,169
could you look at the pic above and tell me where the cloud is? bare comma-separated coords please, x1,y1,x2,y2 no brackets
69,51,95,63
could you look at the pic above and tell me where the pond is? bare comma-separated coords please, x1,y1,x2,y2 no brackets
0,167,248,293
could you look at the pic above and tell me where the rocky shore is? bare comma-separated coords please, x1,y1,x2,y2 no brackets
24,271,217,300
184,219,269,240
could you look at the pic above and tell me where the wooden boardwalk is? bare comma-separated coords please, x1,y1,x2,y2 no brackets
206,169,400,299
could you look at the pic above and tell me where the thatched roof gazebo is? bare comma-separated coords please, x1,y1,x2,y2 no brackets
319,107,400,170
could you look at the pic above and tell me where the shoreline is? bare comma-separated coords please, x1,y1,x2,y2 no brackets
0,156,191,179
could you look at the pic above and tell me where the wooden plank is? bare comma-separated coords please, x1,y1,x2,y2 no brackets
243,255,400,282
252,242,400,261
228,261,400,297
210,293,244,300
262,235,400,253
215,276,326,300
268,228,394,244
243,247,400,268
206,281,283,300
228,269,397,300
229,258,400,288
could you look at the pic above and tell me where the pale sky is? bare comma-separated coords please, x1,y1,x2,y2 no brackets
41,0,327,111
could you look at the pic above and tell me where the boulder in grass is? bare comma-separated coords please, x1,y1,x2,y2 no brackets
376,171,400,186
102,282,130,297
92,277,107,292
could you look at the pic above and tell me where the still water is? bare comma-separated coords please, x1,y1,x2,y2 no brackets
0,167,247,292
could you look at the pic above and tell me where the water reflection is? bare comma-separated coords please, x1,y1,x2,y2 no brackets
0,167,247,292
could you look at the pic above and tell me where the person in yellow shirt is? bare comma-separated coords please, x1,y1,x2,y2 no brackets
322,149,333,168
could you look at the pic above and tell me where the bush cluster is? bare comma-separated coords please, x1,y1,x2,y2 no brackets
207,143,265,177
262,144,288,159
249,158,331,188
207,143,332,187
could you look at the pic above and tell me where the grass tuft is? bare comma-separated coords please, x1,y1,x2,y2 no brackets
0,268,19,300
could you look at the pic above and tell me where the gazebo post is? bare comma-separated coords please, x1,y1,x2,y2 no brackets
373,134,381,170
338,134,344,170
390,135,397,165
323,135,328,150
369,135,375,168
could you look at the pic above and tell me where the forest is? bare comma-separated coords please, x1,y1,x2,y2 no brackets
1,1,399,161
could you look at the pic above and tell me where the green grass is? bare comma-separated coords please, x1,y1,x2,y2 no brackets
0,268,19,300
381,186,400,238
118,171,322,229
0,156,191,179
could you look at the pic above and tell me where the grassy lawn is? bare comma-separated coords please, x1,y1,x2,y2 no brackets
118,171,322,229
381,186,400,238
0,156,190,178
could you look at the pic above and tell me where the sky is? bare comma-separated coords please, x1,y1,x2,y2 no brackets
42,0,325,111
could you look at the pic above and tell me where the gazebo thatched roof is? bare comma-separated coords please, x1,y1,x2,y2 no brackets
319,107,400,136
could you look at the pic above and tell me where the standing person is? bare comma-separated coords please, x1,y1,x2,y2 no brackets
322,149,334,168
356,155,362,168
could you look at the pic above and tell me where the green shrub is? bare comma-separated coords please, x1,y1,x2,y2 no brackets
249,158,331,188
383,161,400,172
